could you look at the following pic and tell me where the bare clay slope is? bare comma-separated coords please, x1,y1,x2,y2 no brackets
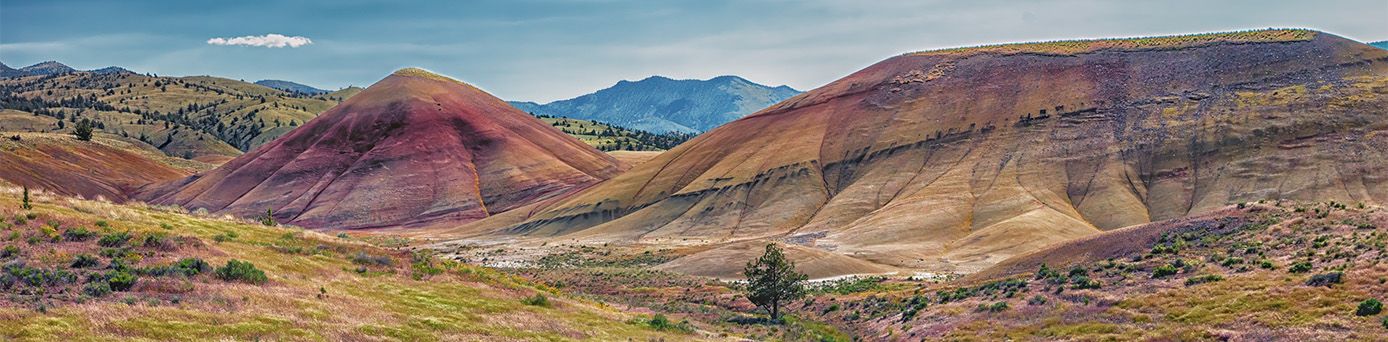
142,68,625,230
450,30,1388,276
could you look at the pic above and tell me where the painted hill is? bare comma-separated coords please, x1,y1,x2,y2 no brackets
0,186,691,340
142,68,627,230
509,75,800,133
445,29,1388,277
255,79,330,95
0,132,204,201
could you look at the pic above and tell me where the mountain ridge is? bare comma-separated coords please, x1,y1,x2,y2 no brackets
508,75,801,133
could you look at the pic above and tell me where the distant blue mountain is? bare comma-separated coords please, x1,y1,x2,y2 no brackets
1371,41,1388,50
255,79,330,95
509,75,801,133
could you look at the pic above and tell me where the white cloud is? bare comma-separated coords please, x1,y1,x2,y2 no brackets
207,34,313,48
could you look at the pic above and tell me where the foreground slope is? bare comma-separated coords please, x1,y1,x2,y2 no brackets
144,68,626,230
448,29,1388,275
0,132,205,201
793,201,1387,340
0,186,696,341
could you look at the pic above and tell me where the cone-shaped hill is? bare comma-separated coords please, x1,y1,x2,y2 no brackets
142,68,626,229
447,29,1388,276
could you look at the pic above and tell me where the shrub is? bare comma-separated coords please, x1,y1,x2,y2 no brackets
1289,261,1312,273
1306,272,1343,287
141,233,169,249
212,233,233,243
173,257,210,276
351,252,394,266
1184,274,1223,286
1357,299,1383,316
1382,316,1387,330
646,314,693,333
74,119,93,141
97,231,131,247
83,281,112,297
976,301,1009,313
1070,275,1101,289
1028,295,1048,305
105,270,137,291
1152,264,1179,278
521,293,551,307
260,209,276,226
215,259,267,284
70,254,99,268
63,227,95,241
0,245,17,258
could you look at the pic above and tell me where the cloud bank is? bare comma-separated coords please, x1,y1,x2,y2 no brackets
207,34,312,48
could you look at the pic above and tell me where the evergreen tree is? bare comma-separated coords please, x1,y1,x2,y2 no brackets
21,186,32,210
74,119,94,141
743,243,807,321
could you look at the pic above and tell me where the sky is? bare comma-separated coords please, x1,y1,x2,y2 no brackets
2,0,1386,102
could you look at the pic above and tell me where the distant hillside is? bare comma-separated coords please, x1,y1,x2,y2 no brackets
509,75,800,133
255,79,330,95
17,61,76,76
1372,40,1388,50
0,64,362,161
537,114,693,151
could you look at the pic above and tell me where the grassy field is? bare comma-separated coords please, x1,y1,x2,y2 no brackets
0,185,702,341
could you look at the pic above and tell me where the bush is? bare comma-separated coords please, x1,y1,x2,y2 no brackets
1289,261,1312,273
976,301,1009,313
83,281,112,297
97,231,131,247
351,252,394,266
1,245,17,258
63,227,95,241
215,259,267,284
1357,299,1383,316
1028,295,1048,305
1152,264,1179,278
1184,274,1223,286
521,293,551,307
105,270,137,291
646,314,693,333
1306,272,1343,287
141,233,170,249
70,254,99,268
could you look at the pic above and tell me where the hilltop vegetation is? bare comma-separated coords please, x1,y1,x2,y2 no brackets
536,114,693,151
0,68,360,161
916,28,1316,56
0,185,696,341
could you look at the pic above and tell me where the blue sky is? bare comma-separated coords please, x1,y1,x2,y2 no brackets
3,0,1386,102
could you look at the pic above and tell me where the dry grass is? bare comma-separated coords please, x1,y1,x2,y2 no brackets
0,185,701,341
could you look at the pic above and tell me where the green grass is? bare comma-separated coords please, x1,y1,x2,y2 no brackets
0,186,694,341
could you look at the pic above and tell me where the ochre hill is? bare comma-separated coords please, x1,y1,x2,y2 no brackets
0,132,206,201
444,30,1388,276
141,68,626,230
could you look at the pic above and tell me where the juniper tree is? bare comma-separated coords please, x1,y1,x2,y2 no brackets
21,186,32,210
743,243,807,321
